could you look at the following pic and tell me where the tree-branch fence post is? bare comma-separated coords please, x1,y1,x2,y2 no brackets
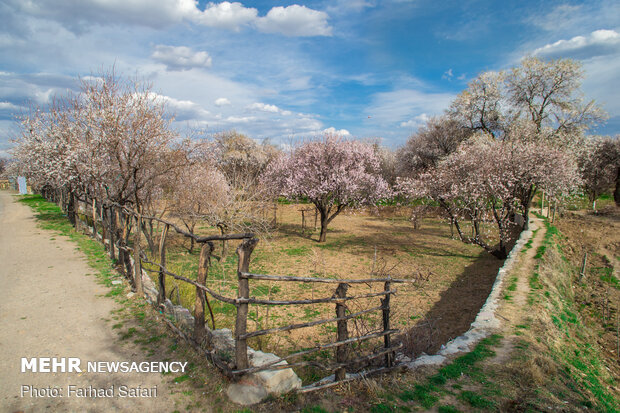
579,252,588,281
335,282,349,381
108,206,116,261
133,213,143,296
195,241,215,344
157,224,169,306
382,277,393,368
235,238,259,370
91,198,97,237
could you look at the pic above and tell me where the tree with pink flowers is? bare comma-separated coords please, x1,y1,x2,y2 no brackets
263,134,390,242
399,137,580,258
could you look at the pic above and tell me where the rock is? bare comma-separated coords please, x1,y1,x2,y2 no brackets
143,286,158,305
248,350,302,395
407,354,445,368
126,292,135,298
111,280,122,285
210,329,235,354
226,379,268,405
163,299,174,315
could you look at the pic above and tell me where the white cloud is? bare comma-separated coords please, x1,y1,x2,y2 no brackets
151,45,212,71
214,97,231,106
322,127,350,136
7,0,331,37
151,93,210,121
9,0,197,31
366,89,454,126
400,113,430,128
255,5,332,37
533,29,620,60
247,102,280,113
225,115,255,123
246,102,294,116
191,1,257,31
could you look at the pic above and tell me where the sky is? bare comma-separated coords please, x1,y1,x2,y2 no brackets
1,0,619,157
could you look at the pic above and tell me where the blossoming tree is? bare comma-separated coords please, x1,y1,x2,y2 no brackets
399,137,581,258
263,134,390,242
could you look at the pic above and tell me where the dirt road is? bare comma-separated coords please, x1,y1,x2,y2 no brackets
0,191,182,412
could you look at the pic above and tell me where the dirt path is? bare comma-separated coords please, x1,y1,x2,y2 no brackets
0,191,183,412
489,216,543,364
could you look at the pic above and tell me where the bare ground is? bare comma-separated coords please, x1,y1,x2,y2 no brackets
0,191,232,412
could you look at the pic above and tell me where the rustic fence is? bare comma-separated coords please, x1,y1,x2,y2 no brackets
45,190,412,390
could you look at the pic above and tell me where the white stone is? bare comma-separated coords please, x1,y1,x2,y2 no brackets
210,329,235,354
248,350,302,395
227,381,268,405
407,354,445,368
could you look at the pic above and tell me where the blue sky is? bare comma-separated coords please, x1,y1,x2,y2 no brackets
1,0,619,157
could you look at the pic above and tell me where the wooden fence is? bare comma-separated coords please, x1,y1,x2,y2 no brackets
48,190,412,390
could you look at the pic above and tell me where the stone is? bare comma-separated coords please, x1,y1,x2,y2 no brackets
210,329,235,354
248,350,302,395
163,299,174,315
126,292,135,298
407,354,445,368
226,380,268,405
111,280,122,285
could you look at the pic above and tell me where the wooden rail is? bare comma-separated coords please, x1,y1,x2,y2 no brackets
44,188,409,389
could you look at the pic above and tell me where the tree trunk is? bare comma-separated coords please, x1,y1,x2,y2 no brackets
141,219,156,254
218,224,228,258
491,245,507,259
318,209,329,243
614,166,620,206
67,190,76,226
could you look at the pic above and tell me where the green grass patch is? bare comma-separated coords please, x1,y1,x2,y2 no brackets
458,390,494,408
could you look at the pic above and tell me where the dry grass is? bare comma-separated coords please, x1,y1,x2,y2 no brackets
141,203,505,379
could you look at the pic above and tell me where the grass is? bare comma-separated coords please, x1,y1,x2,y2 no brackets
509,212,619,412
372,334,504,411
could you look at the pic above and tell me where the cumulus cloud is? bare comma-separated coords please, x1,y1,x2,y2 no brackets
322,127,350,136
400,113,430,128
7,0,196,31
533,29,620,60
246,102,279,113
151,45,212,71
246,102,291,115
225,115,255,123
255,5,332,37
214,97,231,106
8,0,331,37
191,1,257,31
151,93,210,121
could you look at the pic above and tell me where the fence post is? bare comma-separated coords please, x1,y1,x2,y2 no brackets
579,252,588,281
121,210,133,277
91,198,97,238
100,204,107,245
195,241,215,344
108,206,116,261
133,213,143,296
382,277,393,368
235,237,259,370
157,224,169,306
335,282,349,381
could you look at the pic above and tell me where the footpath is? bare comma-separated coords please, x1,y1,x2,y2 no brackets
0,191,180,412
